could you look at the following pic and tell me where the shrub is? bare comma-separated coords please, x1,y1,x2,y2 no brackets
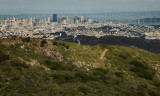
0,51,9,62
22,37,30,43
148,90,160,96
119,52,131,59
130,60,148,70
153,78,160,87
53,41,58,45
12,36,17,40
40,40,47,47
130,60,155,80
52,41,69,49
10,60,29,70
115,72,124,78
52,72,73,84
64,44,69,49
92,68,108,77
75,72,90,82
45,60,75,71
78,85,90,95
45,60,52,67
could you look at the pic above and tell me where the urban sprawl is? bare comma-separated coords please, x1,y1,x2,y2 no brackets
0,14,160,39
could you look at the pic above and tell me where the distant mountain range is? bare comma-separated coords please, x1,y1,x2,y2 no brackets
1,11,160,21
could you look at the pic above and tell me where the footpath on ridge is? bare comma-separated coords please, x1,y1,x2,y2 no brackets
98,49,108,68
100,49,108,60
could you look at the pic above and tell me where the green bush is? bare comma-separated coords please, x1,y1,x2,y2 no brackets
148,90,160,96
52,72,73,84
119,52,131,59
10,60,29,70
78,85,90,95
130,60,148,70
0,51,9,62
53,41,69,49
130,60,155,80
53,41,58,45
22,37,30,43
153,78,160,87
75,72,90,82
92,68,109,76
40,40,47,47
115,72,124,78
45,60,75,70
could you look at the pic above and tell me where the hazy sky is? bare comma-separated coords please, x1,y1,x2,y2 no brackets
0,0,160,14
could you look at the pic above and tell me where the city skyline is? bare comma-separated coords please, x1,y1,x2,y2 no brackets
0,0,160,14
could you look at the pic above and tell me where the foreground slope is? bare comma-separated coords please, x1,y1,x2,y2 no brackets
0,37,160,96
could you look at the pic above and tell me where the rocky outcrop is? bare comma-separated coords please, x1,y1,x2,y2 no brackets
33,41,63,62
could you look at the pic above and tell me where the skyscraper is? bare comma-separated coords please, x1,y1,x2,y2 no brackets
53,14,58,22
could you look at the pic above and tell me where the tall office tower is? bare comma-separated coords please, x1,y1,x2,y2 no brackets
53,14,58,22
84,17,90,23
29,17,33,22
58,17,62,23
80,16,84,24
44,18,47,22
88,19,92,24
62,20,67,24
12,17,16,22
4,20,7,26
48,17,51,23
75,20,79,25
66,16,69,24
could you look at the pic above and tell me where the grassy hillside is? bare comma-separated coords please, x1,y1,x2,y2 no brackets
0,37,160,96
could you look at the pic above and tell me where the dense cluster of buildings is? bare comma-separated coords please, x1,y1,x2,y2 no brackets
65,22,160,39
0,14,160,39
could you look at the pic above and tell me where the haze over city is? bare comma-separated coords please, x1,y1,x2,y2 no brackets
0,0,160,14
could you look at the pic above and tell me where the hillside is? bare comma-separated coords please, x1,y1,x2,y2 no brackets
55,34,160,53
0,37,160,96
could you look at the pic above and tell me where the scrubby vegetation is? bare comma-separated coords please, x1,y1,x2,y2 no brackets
0,37,160,95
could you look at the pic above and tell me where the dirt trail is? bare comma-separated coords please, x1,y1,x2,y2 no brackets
100,49,108,60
